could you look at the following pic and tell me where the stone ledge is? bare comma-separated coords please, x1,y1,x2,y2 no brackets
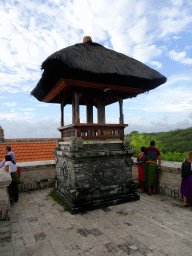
16,160,55,167
132,157,182,169
59,140,123,145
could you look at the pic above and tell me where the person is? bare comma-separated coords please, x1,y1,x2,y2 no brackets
143,140,161,195
4,155,19,203
0,145,16,167
137,146,145,192
180,151,192,206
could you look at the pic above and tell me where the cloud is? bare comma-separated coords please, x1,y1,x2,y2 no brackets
1,117,60,139
2,102,17,107
144,88,192,113
133,44,162,63
173,36,181,40
124,84,192,115
170,0,184,6
125,118,192,134
18,108,34,111
150,61,162,69
159,7,192,37
163,74,192,87
169,50,192,64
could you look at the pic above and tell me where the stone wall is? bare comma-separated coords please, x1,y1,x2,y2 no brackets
132,158,183,200
16,160,56,191
16,157,184,201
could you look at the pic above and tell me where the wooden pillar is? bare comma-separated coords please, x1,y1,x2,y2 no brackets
119,98,124,124
61,101,64,127
97,93,105,124
72,96,75,124
86,98,93,123
73,91,82,124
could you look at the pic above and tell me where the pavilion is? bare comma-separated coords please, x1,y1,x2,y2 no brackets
31,36,167,213
31,36,166,141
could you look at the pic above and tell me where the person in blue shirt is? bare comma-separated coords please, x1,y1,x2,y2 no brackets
0,145,16,168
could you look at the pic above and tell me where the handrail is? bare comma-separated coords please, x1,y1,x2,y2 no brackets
58,123,128,140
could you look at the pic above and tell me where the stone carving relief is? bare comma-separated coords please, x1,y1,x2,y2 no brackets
56,158,68,183
62,160,68,181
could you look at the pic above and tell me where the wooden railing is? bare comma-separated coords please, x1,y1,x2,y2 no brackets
58,124,128,140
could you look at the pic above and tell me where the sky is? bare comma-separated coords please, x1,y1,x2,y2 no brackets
0,0,192,139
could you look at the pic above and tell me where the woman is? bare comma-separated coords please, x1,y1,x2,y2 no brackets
4,155,19,203
180,151,192,206
137,146,145,192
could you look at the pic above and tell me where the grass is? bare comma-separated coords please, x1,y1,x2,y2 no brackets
48,190,69,211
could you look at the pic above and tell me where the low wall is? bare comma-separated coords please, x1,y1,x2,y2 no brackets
16,158,183,200
132,158,183,200
17,160,56,191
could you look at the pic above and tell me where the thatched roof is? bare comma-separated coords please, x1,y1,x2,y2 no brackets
31,39,167,103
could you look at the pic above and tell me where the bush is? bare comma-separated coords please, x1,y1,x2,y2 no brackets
126,133,188,162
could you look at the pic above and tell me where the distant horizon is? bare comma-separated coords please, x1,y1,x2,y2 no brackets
1,125,192,140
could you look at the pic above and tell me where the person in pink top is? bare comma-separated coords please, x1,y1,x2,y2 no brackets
137,146,145,192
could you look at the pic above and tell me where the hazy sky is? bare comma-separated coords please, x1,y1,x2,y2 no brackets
0,0,192,138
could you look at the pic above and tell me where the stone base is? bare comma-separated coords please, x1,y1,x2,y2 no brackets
0,168,12,220
54,137,140,214
0,187,10,220
55,184,140,214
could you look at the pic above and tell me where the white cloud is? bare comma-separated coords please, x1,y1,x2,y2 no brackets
128,17,149,45
18,108,34,111
133,44,162,63
169,50,192,64
0,111,29,121
3,102,17,107
124,84,192,115
125,118,192,134
159,7,192,37
173,36,181,40
142,88,192,113
170,0,183,6
150,61,162,69
163,74,192,87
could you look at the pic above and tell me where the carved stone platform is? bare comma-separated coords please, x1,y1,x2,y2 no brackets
53,137,140,213
0,168,12,220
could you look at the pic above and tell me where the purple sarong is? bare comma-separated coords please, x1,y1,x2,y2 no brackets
180,175,192,202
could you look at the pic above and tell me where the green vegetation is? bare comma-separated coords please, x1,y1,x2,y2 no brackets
48,190,68,211
125,127,192,162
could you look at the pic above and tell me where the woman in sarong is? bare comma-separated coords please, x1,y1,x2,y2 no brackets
180,151,192,206
143,141,161,195
137,146,145,192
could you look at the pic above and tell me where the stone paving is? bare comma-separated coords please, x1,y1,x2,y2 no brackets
0,188,192,256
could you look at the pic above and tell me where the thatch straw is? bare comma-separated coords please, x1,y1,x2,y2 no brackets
31,40,167,101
